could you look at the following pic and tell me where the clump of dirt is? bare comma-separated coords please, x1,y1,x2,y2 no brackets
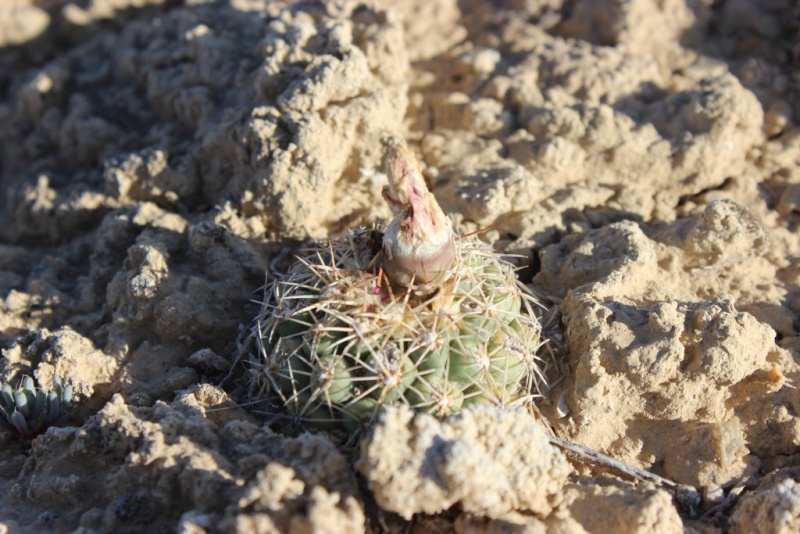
360,405,571,520
1,0,798,532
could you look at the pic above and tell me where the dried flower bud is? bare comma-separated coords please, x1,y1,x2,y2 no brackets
381,136,455,286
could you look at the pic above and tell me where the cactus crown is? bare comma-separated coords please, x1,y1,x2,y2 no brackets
0,374,72,439
250,137,546,432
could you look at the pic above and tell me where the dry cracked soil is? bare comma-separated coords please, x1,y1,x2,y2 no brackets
1,0,799,532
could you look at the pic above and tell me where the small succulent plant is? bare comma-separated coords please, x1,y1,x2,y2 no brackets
249,136,546,431
0,374,72,439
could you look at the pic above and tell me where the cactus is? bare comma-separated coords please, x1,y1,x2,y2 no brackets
0,374,72,439
250,137,546,431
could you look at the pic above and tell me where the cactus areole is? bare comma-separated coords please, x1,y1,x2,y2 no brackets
250,137,546,432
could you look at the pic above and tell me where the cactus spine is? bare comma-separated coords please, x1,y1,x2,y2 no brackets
251,137,546,431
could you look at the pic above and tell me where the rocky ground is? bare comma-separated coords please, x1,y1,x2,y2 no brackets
0,0,799,532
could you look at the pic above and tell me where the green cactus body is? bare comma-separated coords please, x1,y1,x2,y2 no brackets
251,226,546,430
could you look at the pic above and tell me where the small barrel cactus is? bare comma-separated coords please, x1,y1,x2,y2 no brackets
0,374,72,439
250,137,546,431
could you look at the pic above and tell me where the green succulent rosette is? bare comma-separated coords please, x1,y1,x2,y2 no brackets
0,374,73,439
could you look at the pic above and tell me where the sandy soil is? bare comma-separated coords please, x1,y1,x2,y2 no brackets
1,0,799,532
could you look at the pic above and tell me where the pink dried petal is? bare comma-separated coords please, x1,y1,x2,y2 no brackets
381,136,455,286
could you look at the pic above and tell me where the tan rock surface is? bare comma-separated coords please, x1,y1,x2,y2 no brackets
729,467,800,534
359,405,571,520
1,0,799,532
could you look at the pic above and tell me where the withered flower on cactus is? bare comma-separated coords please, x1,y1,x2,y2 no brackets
249,136,546,432
381,136,455,287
